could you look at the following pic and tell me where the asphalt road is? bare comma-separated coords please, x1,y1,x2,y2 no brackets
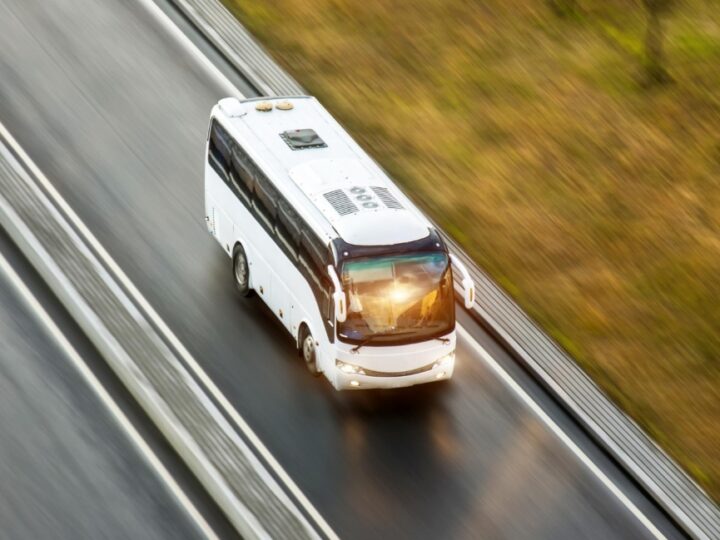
0,229,240,539
0,0,684,538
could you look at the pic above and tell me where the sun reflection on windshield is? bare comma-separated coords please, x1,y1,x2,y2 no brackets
339,252,454,344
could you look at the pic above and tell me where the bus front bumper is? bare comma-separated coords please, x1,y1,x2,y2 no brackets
334,352,455,390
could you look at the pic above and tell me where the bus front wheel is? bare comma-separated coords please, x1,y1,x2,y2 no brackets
300,326,320,376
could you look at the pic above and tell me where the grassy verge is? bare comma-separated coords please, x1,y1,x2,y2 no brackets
222,0,720,499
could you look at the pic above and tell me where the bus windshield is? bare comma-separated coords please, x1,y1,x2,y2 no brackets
338,252,454,345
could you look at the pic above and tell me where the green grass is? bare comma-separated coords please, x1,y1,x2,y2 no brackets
222,0,720,500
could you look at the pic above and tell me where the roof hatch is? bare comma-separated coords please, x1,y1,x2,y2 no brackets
280,129,327,151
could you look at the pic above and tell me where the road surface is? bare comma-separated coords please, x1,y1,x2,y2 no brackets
0,0,683,538
0,229,239,539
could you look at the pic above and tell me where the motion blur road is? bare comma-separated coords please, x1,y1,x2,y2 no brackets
0,230,238,539
0,0,685,538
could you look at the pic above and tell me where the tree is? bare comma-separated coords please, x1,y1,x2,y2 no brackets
642,0,675,85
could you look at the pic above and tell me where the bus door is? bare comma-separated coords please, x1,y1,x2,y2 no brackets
270,271,294,333
206,119,235,255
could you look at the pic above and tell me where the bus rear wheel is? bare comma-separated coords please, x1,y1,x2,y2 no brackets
232,244,253,297
300,326,320,376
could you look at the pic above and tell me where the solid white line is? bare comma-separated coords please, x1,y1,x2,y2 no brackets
135,0,241,97
0,122,337,539
457,324,667,540
0,250,219,540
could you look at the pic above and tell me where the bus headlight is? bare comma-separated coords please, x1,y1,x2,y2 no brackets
336,359,366,375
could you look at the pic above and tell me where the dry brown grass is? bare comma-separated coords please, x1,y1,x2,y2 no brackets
223,0,720,498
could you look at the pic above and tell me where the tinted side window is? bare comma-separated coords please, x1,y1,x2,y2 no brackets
299,231,323,281
298,230,332,321
318,281,333,322
208,119,232,182
276,198,302,259
229,145,254,205
253,172,278,232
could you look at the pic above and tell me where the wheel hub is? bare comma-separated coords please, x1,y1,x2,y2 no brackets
303,336,314,363
235,255,247,287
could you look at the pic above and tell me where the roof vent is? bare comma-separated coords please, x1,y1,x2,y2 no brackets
324,189,358,216
280,129,327,151
371,186,403,209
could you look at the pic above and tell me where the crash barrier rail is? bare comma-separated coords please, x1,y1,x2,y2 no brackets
0,138,318,539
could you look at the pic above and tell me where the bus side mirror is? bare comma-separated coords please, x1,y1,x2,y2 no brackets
327,265,347,323
450,255,476,310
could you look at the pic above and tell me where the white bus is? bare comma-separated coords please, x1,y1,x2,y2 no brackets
204,96,475,390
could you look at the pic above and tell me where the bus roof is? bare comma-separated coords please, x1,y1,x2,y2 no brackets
214,95,433,247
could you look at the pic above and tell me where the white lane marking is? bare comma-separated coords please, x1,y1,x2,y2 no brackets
457,325,667,540
135,0,240,97
0,124,337,539
0,250,219,540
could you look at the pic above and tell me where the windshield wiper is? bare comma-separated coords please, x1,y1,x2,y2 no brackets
351,331,415,353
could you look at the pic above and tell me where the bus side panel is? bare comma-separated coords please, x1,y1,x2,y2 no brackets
205,162,234,256
242,203,331,372
224,179,332,375
204,164,222,252
205,115,333,380
207,160,275,315
212,173,272,302
269,260,294,334
270,248,331,375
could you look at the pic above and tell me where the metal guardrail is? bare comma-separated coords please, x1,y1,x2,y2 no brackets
0,139,318,539
167,1,720,537
444,235,720,540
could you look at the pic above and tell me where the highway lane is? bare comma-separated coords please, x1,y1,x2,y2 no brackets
0,228,240,539
0,0,683,538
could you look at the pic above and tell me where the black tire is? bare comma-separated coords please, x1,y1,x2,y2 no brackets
232,244,253,297
299,326,320,376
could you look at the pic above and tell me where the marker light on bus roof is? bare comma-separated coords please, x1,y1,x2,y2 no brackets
275,100,294,110
255,101,273,112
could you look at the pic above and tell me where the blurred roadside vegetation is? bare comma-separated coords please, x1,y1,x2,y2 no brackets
222,0,720,499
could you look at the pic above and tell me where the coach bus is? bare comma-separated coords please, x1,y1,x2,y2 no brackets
204,96,475,390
